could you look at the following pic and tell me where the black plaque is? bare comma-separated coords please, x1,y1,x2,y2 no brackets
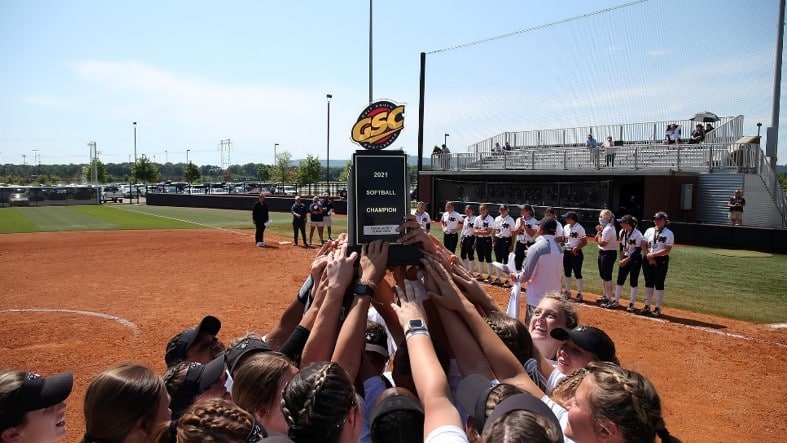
348,150,422,266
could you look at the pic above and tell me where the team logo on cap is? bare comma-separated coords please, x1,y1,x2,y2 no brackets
351,100,405,150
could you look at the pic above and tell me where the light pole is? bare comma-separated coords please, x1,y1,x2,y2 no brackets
326,94,332,193
274,143,278,165
186,149,191,194
32,149,39,176
165,149,168,164
444,133,449,147
133,122,137,203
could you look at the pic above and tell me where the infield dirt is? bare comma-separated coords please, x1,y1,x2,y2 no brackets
1,229,785,442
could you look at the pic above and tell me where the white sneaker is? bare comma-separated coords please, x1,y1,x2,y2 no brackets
256,242,264,247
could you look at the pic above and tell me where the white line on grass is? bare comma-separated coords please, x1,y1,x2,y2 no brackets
767,323,787,329
110,206,251,237
1,308,139,336
582,303,787,349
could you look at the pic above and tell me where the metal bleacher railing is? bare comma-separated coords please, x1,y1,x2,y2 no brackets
466,116,743,154
429,115,786,226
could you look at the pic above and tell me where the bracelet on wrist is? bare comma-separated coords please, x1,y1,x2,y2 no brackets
357,279,377,289
405,329,431,340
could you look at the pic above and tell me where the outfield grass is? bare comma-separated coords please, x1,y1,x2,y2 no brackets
1,205,784,323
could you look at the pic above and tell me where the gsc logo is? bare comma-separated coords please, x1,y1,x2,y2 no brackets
351,100,405,150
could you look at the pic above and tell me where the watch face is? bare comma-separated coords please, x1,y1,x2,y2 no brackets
408,319,424,328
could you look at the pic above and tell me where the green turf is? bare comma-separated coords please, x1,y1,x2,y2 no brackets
1,204,783,323
579,246,787,324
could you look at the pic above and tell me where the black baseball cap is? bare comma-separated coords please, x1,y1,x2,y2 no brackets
369,393,424,424
521,204,534,214
561,211,579,221
539,217,558,233
169,356,227,419
165,315,222,367
653,211,669,221
456,374,496,432
483,393,563,437
616,214,637,226
225,337,272,375
551,326,618,364
0,371,73,430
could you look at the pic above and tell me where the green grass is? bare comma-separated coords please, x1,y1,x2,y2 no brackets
579,246,787,324
0,204,348,238
1,204,784,323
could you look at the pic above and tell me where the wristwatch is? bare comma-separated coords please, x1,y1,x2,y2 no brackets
353,281,376,297
405,318,429,340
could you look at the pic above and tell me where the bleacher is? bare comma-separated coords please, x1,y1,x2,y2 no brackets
426,115,787,228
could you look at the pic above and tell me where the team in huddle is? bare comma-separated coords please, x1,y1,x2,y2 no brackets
415,201,675,318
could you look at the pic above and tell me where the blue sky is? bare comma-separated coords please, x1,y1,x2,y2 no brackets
1,0,784,167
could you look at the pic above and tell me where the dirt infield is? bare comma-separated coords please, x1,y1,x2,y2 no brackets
1,229,785,442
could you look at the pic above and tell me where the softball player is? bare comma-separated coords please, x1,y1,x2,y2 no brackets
459,204,477,274
595,209,617,305
561,211,587,301
513,204,538,272
473,203,495,282
320,193,334,240
440,201,462,254
414,201,431,232
641,211,674,317
493,205,515,286
608,214,644,311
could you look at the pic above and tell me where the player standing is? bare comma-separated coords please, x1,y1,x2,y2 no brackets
251,193,270,247
440,201,462,254
473,204,495,282
512,204,538,273
594,209,617,305
560,211,587,301
609,215,644,312
641,212,674,317
308,196,325,245
459,204,477,275
493,205,515,287
414,201,431,232
320,192,334,240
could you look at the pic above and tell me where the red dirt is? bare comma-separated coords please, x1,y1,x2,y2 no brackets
1,229,785,442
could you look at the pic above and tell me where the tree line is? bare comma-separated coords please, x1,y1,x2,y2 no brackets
0,151,420,186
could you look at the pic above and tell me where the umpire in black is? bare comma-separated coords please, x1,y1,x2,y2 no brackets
252,193,270,247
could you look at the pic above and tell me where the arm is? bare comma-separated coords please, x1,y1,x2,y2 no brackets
391,280,463,436
369,280,405,346
332,241,388,381
421,256,523,381
434,302,494,379
267,242,335,347
301,245,359,366
449,263,501,315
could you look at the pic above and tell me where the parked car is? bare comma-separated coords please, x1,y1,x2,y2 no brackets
274,185,298,196
9,188,30,206
101,185,124,203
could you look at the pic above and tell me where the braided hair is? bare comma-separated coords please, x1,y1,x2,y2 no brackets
281,362,357,443
175,398,262,442
484,311,533,364
585,362,680,443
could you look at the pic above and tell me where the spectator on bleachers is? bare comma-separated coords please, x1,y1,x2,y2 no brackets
602,136,616,168
586,134,599,168
664,124,681,144
705,122,714,133
689,124,705,144
504,141,512,152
